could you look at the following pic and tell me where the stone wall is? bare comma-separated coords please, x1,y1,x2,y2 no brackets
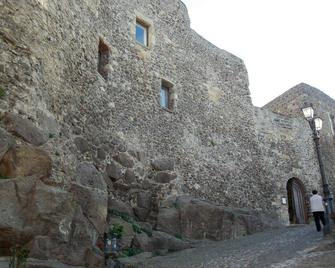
1,0,334,265
0,0,274,210
255,107,322,224
263,83,335,197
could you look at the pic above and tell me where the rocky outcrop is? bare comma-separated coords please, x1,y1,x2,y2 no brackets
154,171,177,183
0,176,74,253
156,195,280,240
0,145,52,179
151,158,175,171
0,127,15,159
106,160,123,182
70,162,108,234
108,198,134,217
0,173,105,266
2,113,47,146
0,116,106,267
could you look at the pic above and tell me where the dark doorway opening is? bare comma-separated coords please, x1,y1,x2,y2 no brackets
287,178,308,224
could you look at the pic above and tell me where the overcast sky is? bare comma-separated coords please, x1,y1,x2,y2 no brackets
181,0,335,107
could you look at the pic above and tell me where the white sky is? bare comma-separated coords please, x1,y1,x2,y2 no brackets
181,0,335,107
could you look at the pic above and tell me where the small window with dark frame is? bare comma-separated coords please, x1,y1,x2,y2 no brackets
98,38,110,80
160,80,173,110
136,19,148,46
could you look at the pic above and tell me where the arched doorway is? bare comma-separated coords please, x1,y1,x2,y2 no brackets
287,178,308,224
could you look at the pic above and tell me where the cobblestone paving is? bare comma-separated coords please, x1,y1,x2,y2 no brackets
143,225,335,268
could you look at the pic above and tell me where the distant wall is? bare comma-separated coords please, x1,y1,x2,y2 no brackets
255,107,322,224
264,83,335,197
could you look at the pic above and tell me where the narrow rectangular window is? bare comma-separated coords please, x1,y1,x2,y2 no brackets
160,85,170,109
136,20,148,46
331,115,335,135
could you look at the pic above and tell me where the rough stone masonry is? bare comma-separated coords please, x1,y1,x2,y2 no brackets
0,0,334,267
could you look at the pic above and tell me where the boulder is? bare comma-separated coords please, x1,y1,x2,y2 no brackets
2,113,47,146
156,207,181,236
0,145,52,179
151,231,191,252
29,234,103,267
151,157,174,171
137,222,153,234
36,109,59,138
71,162,108,234
133,207,150,222
0,178,33,255
131,191,152,221
128,150,147,164
124,169,137,184
106,160,123,181
0,177,76,256
132,233,153,252
174,195,280,240
136,191,152,209
74,137,90,154
154,171,177,183
97,147,106,160
108,198,134,217
113,152,135,168
75,162,107,191
0,127,15,160
117,252,153,268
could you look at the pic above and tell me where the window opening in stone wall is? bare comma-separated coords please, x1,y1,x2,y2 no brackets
98,38,110,80
160,80,173,110
136,19,148,46
331,115,335,135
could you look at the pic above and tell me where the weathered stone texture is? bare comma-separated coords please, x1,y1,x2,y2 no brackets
0,0,266,211
0,145,52,179
255,108,318,223
2,113,47,146
263,83,335,198
0,127,15,159
1,0,335,266
156,195,280,240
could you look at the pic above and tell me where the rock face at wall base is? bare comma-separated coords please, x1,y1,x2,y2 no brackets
5,0,335,266
156,195,281,241
0,175,105,267
0,145,52,179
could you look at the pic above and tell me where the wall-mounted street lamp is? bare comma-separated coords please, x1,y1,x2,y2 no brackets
302,104,334,235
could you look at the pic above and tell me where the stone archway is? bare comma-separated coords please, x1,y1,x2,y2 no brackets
287,178,308,224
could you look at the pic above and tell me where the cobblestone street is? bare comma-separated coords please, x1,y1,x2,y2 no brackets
142,225,335,268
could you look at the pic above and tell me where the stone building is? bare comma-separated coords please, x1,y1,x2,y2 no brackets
0,0,334,266
258,83,335,224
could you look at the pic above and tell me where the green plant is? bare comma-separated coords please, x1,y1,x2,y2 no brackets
0,88,6,99
48,133,55,138
132,223,142,234
174,234,182,240
120,247,142,258
111,209,131,222
0,174,8,180
141,228,153,237
109,224,124,239
111,209,152,236
55,151,60,156
9,246,29,268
